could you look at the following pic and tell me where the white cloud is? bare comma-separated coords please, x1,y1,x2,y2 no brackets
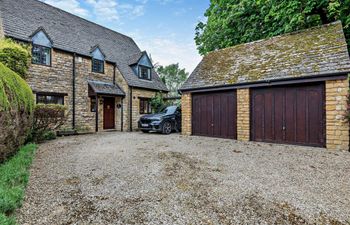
119,3,145,17
41,0,88,17
136,0,148,4
135,36,201,73
131,5,145,17
86,0,119,21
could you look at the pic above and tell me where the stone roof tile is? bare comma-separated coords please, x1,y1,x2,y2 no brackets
181,21,350,90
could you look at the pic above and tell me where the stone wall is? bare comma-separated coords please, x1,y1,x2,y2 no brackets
325,79,349,151
181,93,192,135
25,45,167,133
27,49,74,130
130,88,158,131
74,55,115,131
237,89,250,141
27,49,126,132
114,67,130,131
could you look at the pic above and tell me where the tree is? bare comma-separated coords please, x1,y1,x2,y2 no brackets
195,0,350,55
156,63,189,97
0,39,31,78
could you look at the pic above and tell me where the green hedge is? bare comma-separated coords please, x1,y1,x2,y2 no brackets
0,62,34,162
0,39,31,79
0,62,34,112
0,144,37,225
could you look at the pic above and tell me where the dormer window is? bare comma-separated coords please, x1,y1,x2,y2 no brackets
139,66,151,80
130,52,153,80
31,30,52,66
91,47,105,73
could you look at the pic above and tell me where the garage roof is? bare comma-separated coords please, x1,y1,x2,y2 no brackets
181,21,350,91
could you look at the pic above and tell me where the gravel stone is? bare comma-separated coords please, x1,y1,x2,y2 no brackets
17,132,350,224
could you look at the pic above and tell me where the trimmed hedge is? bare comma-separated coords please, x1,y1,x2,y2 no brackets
0,62,34,162
0,39,31,79
0,63,33,112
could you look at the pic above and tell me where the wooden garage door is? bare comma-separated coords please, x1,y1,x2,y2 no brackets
251,83,325,147
192,91,237,139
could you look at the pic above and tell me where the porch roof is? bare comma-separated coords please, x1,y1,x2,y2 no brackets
88,81,125,97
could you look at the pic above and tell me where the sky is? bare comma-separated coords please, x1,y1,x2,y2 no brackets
40,0,210,73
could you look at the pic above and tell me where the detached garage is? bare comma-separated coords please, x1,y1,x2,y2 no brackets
180,21,350,150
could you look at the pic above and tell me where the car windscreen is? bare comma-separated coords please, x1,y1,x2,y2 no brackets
160,106,177,115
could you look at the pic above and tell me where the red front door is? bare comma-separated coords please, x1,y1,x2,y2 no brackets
103,97,115,130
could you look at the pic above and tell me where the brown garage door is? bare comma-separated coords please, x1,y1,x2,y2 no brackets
192,91,237,139
251,83,325,147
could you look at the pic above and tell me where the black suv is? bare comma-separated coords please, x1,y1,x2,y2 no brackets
138,106,181,134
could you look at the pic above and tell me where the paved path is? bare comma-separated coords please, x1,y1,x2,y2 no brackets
18,132,350,224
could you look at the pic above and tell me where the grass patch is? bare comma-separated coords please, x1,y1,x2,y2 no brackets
0,144,37,224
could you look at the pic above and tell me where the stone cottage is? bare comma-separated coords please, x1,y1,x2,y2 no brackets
180,22,350,150
0,0,168,132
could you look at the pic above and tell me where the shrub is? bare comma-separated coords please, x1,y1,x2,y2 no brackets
150,92,166,113
42,131,57,141
0,62,34,162
31,104,67,142
0,39,31,79
0,144,37,224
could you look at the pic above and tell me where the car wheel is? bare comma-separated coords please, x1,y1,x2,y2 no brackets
162,121,172,135
141,130,149,133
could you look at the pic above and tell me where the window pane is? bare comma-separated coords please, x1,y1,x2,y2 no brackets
32,45,51,66
139,66,151,80
37,94,64,105
140,99,145,114
92,59,104,73
140,99,152,114
90,98,96,112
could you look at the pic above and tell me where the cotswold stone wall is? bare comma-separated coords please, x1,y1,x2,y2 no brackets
114,67,130,131
26,46,163,133
27,49,125,132
74,55,115,131
181,81,349,151
181,93,192,135
237,89,250,141
325,79,349,151
130,88,158,131
27,49,73,130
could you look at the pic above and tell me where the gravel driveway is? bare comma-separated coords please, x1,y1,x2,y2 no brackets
17,132,350,225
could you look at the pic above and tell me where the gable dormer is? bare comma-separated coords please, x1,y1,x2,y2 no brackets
91,46,105,74
131,52,152,80
31,28,52,66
